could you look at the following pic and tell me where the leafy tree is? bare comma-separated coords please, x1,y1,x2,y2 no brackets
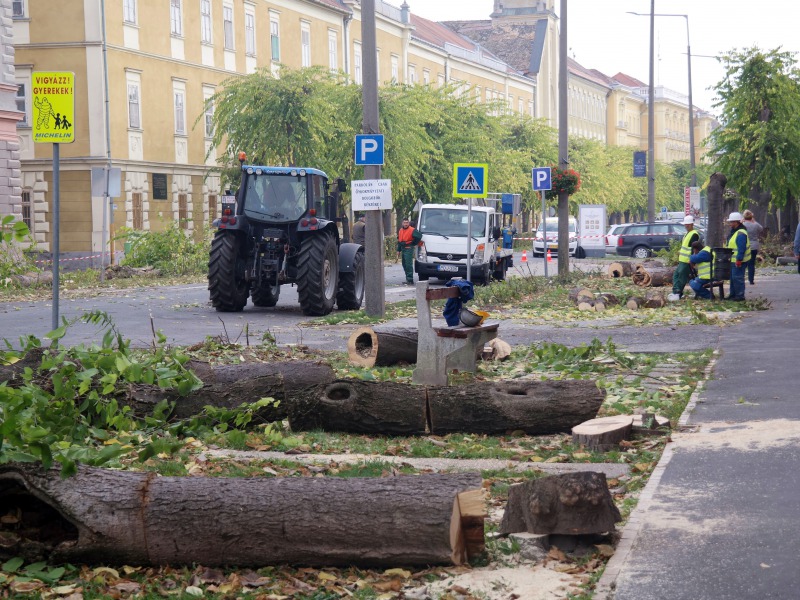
707,47,800,211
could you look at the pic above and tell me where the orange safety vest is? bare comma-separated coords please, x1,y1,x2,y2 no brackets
398,226,419,249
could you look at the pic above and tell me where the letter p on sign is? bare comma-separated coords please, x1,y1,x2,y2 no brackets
532,167,552,191
355,134,385,166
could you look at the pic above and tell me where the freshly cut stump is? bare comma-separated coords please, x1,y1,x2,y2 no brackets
572,415,634,450
499,472,622,535
0,464,482,567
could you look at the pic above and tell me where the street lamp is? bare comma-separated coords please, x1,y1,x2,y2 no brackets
628,10,697,189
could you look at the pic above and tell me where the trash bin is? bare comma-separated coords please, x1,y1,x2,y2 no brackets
712,247,733,280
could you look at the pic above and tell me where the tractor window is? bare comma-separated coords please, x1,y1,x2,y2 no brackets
243,174,307,222
310,174,327,217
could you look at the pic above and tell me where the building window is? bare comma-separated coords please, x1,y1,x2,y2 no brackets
178,194,189,229
423,69,430,85
21,191,32,232
408,64,416,84
127,83,141,129
132,193,143,230
15,83,27,125
208,194,218,223
390,55,399,82
223,5,234,50
245,12,256,55
300,22,311,67
201,0,212,43
170,0,182,36
203,86,215,138
270,15,280,62
123,0,136,24
354,42,362,84
328,30,337,71
174,91,185,135
12,0,25,18
438,73,445,87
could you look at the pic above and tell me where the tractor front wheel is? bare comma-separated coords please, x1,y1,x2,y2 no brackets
297,231,338,316
209,232,249,312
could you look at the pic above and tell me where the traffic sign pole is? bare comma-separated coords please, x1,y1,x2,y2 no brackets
52,143,60,331
532,167,552,278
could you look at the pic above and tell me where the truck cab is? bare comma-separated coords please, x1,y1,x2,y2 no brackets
413,203,513,284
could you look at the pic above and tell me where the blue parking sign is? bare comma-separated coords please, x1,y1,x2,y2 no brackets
532,167,552,191
355,134,384,166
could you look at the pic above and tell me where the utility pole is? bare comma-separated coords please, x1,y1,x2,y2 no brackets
361,0,385,317
557,0,569,276
647,0,656,222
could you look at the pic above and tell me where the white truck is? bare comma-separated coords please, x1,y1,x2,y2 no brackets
413,203,514,284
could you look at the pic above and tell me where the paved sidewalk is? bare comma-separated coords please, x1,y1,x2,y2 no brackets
597,274,800,599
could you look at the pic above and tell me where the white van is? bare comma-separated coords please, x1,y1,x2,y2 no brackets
532,218,578,257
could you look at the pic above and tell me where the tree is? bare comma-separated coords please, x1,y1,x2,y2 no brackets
707,47,800,217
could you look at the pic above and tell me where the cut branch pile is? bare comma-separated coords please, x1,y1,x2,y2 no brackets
569,288,619,313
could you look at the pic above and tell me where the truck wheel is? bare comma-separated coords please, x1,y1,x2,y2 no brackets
297,231,338,316
337,250,365,310
209,232,249,312
251,277,280,307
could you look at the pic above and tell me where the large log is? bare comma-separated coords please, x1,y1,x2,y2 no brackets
124,361,335,422
347,326,419,368
0,464,482,567
428,380,604,435
632,264,675,287
287,379,428,435
499,472,621,535
607,261,635,278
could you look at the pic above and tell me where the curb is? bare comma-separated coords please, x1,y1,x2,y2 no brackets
593,349,719,599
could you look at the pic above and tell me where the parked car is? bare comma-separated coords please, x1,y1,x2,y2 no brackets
605,223,630,254
614,222,686,258
532,218,578,257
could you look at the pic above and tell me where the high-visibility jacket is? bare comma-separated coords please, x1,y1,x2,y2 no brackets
679,229,700,263
397,226,420,250
696,246,714,280
727,228,751,263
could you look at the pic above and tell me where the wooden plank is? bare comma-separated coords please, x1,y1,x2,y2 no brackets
426,287,461,301
434,323,499,339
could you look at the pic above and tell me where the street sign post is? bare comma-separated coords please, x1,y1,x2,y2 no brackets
32,71,75,330
532,167,552,277
355,134,385,166
453,163,488,281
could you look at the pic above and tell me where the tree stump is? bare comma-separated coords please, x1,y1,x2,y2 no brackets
428,380,604,435
571,415,634,450
287,379,428,435
0,464,482,567
499,472,622,535
347,326,419,368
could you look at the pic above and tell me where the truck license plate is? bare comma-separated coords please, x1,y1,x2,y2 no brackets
437,265,458,272
548,244,558,249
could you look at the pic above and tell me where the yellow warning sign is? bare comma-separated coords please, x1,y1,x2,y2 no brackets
32,71,75,144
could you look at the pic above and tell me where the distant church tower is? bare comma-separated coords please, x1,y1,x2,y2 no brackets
492,0,555,23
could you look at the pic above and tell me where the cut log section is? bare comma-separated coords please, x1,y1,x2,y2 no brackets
607,261,635,278
632,264,675,287
0,464,482,567
499,472,621,535
571,415,634,450
287,379,428,435
626,296,646,310
577,300,596,312
482,338,512,361
568,287,594,302
593,300,606,312
347,326,419,368
643,290,666,308
596,293,619,306
428,380,604,435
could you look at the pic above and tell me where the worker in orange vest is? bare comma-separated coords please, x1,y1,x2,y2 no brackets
396,218,421,284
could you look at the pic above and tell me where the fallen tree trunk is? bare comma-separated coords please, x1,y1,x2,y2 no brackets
607,261,635,278
347,326,418,368
499,472,621,535
428,380,604,435
632,265,675,287
123,361,335,422
0,464,482,567
287,379,428,435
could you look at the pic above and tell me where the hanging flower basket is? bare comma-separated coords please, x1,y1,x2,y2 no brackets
545,167,582,200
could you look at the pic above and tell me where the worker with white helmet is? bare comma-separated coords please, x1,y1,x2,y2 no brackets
668,215,700,302
726,212,751,301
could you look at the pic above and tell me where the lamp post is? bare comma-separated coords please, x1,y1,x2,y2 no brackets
628,10,696,189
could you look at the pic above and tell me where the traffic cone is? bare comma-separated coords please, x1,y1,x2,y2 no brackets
521,250,527,263
547,249,552,263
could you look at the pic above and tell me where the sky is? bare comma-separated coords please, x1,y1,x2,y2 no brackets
409,0,800,115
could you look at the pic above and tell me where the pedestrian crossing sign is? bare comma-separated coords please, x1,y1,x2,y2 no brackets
32,71,75,144
453,163,488,198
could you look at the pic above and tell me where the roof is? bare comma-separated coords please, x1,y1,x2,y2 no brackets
444,20,545,75
612,72,647,88
567,59,613,89
303,0,351,14
410,14,477,52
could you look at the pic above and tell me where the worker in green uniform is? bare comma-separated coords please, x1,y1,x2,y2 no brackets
668,215,700,301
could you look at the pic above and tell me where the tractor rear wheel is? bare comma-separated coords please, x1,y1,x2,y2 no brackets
251,276,281,307
209,232,249,312
337,250,365,310
297,231,338,316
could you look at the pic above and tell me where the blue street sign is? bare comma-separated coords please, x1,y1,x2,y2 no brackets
355,134,384,166
532,167,552,191
452,163,488,198
661,206,668,214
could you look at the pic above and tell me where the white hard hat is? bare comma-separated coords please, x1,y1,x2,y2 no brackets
728,212,743,222
682,215,695,225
